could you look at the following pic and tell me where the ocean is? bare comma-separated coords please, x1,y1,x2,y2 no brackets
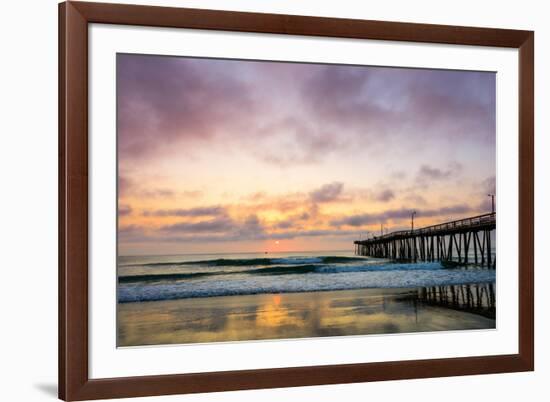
118,250,496,303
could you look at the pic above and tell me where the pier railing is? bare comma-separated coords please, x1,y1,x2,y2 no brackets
356,212,495,243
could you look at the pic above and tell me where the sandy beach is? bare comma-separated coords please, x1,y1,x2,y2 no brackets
118,286,495,347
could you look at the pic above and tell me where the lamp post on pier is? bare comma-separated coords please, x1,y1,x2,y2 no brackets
487,194,495,213
411,210,417,232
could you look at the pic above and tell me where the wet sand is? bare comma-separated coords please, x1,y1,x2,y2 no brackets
118,285,495,347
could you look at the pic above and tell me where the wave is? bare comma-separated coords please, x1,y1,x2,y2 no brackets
118,268,496,303
119,271,221,284
118,254,496,303
127,255,368,268
118,264,319,283
118,261,455,284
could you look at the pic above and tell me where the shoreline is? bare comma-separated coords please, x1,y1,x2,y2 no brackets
118,286,420,304
118,285,495,347
117,282,495,303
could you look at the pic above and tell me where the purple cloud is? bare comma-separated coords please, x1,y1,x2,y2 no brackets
144,206,225,217
161,216,234,233
118,55,495,166
274,220,294,229
118,204,132,216
119,225,360,244
158,214,266,240
353,188,397,203
309,182,344,203
373,189,395,202
118,175,133,197
117,54,258,160
417,162,463,182
331,204,475,227
119,173,178,199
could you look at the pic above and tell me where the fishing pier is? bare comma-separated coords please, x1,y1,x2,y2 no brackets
354,213,496,267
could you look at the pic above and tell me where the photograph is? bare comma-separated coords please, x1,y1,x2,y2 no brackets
116,54,497,347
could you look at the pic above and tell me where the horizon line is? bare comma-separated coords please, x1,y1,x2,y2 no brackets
118,248,353,258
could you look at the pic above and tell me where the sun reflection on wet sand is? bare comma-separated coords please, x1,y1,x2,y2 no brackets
118,286,495,347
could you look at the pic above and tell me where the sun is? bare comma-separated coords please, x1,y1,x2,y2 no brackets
275,241,280,245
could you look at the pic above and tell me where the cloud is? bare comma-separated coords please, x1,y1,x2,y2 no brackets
117,54,258,160
158,214,266,240
391,171,407,180
265,229,359,241
481,175,496,194
118,224,146,240
118,55,496,167
119,173,201,200
138,189,176,198
274,220,294,229
309,182,344,203
118,204,132,216
416,162,462,182
119,206,363,244
432,204,473,216
373,189,395,202
118,175,133,197
406,71,496,143
296,66,496,156
353,187,396,203
181,190,204,198
402,193,428,206
161,216,234,233
118,174,172,199
418,165,449,180
119,225,360,244
241,192,267,202
125,202,477,244
234,215,266,239
144,206,225,217
255,117,341,166
269,212,312,230
331,204,475,227
295,212,310,220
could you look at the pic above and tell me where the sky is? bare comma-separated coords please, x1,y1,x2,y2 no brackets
117,53,496,256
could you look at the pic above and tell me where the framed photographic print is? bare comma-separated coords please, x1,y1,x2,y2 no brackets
59,1,534,400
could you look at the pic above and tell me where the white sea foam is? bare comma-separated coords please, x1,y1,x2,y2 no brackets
118,266,496,303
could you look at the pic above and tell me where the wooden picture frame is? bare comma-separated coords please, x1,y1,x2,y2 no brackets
59,1,534,400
